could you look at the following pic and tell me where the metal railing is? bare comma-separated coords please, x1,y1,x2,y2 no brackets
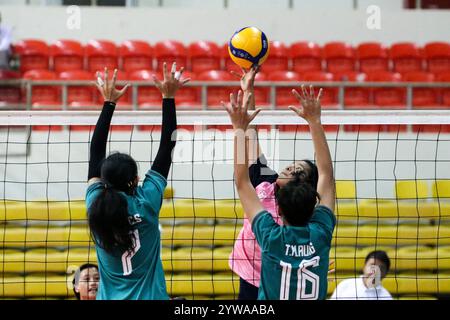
0,79,449,111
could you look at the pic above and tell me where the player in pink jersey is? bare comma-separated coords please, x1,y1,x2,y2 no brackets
226,67,321,300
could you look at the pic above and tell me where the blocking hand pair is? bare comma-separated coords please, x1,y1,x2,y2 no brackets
95,62,190,103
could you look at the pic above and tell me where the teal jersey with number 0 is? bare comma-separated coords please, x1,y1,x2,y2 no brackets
85,170,169,300
252,205,336,300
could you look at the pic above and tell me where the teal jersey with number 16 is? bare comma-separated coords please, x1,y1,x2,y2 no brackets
85,170,169,300
252,205,336,300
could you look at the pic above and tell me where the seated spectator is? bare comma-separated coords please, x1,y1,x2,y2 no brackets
0,12,12,70
72,263,100,300
330,250,393,300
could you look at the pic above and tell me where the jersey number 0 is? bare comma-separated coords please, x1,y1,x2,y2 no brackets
121,229,141,276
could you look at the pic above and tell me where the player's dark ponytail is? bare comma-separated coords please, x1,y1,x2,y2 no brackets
88,152,138,253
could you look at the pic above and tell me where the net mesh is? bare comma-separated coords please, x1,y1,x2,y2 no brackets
0,111,450,300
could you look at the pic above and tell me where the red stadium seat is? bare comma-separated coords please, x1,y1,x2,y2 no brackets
253,71,271,108
197,70,236,109
175,70,201,108
188,41,221,73
357,42,389,73
119,40,153,73
403,71,444,133
403,71,438,107
437,72,450,107
262,41,289,73
301,71,339,132
14,39,50,74
50,40,84,73
221,43,241,73
390,42,423,74
368,71,405,108
0,70,21,105
323,42,355,73
86,40,119,73
23,70,61,131
58,70,95,107
128,69,160,108
154,40,187,71
290,42,322,73
197,70,237,130
301,71,338,108
335,72,370,108
267,70,301,108
367,71,406,132
424,42,450,75
23,69,59,105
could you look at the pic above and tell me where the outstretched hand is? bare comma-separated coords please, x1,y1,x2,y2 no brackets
153,62,190,99
289,85,323,124
230,66,259,92
222,90,261,131
95,68,130,103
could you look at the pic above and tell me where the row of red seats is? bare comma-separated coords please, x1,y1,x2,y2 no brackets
12,40,450,76
2,69,449,109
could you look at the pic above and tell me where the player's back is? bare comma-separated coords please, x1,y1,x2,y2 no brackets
252,205,335,300
86,170,169,300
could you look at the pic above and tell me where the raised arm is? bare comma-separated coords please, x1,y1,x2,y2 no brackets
150,62,190,179
289,85,335,212
230,67,261,165
87,68,130,185
222,91,263,223
230,67,278,188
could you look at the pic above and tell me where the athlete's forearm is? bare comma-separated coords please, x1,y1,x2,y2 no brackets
151,98,177,178
309,121,333,178
88,101,116,180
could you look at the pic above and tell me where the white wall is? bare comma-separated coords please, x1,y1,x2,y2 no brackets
0,5,449,45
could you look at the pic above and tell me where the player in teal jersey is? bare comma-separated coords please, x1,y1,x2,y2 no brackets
86,63,189,300
223,85,336,300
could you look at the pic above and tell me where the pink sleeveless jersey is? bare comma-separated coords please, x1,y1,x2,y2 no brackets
229,181,283,287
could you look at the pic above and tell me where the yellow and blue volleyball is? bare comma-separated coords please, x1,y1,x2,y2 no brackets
228,27,270,69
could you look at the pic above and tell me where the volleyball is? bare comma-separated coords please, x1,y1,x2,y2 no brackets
228,26,270,69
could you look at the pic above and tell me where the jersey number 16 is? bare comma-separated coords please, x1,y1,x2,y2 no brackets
280,256,320,300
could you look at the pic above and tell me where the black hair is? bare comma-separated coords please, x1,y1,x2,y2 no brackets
274,159,320,226
365,250,391,277
72,263,99,300
300,159,319,191
276,174,320,226
88,152,138,253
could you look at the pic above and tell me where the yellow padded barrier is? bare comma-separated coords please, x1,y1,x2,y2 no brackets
0,248,98,274
383,273,450,295
160,199,244,220
1,273,448,298
332,225,450,246
437,246,450,270
358,199,440,218
161,225,241,247
162,247,231,272
398,295,437,300
334,201,360,219
394,246,438,270
336,181,356,199
432,180,450,198
163,187,174,199
329,246,395,272
0,275,71,297
165,273,240,296
0,226,93,248
395,180,430,200
0,201,87,221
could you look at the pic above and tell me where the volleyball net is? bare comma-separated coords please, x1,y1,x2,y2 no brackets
1,110,450,300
